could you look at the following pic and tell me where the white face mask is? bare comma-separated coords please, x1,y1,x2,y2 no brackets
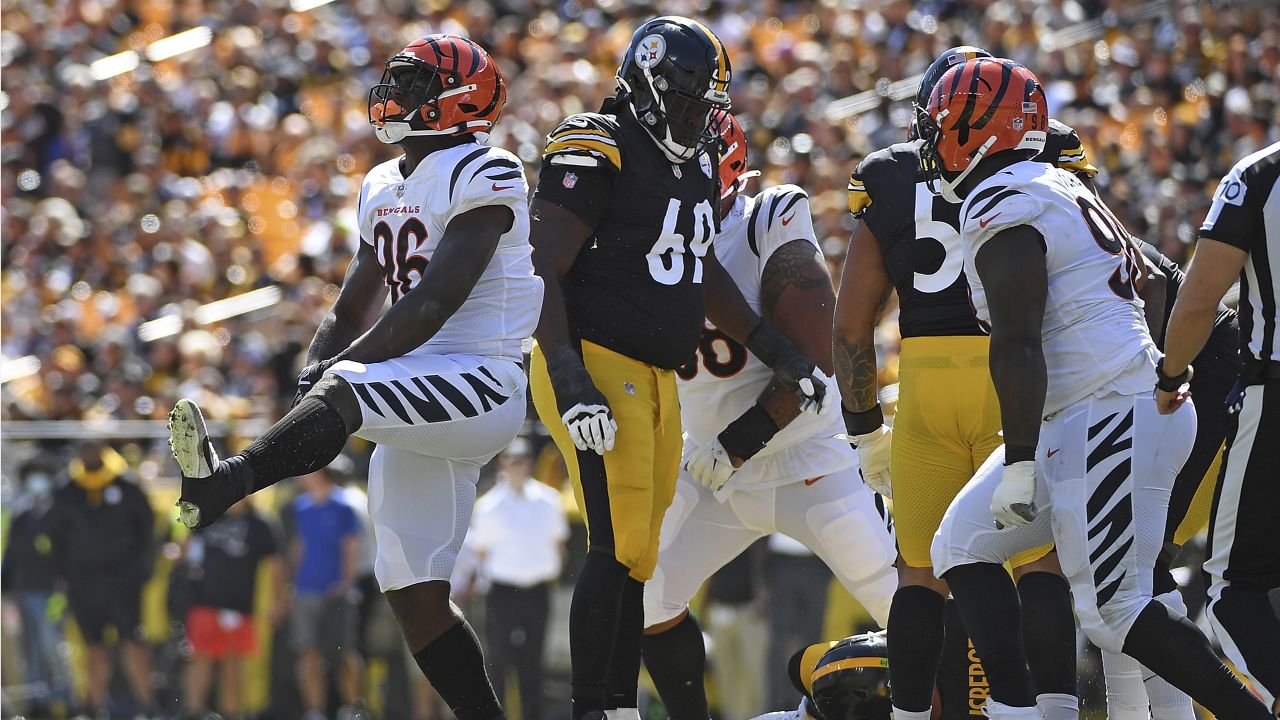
26,473,51,498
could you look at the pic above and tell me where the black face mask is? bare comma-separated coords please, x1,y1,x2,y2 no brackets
661,88,718,150
368,61,444,125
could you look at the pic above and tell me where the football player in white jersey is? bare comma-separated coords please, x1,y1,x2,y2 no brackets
167,35,541,719
917,57,1272,720
640,112,897,719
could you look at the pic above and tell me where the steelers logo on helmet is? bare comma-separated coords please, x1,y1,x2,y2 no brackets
617,16,732,164
635,34,666,70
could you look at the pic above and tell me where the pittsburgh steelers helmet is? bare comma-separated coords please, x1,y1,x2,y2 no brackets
807,633,892,720
909,46,992,141
617,16,732,163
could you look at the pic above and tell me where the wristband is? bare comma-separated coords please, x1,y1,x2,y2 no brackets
744,320,785,366
842,405,885,438
1005,445,1037,464
1155,358,1190,392
718,404,780,461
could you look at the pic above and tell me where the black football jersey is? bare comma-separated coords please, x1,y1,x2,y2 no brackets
534,109,721,370
847,121,1096,339
1137,239,1240,380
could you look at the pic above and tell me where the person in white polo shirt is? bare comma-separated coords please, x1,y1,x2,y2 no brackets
471,438,569,720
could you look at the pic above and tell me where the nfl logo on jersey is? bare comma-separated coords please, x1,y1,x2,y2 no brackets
563,172,578,189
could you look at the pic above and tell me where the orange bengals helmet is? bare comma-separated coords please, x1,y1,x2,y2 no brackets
712,110,760,199
917,57,1048,202
368,35,506,144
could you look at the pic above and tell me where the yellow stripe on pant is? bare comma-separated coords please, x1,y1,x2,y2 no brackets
530,340,682,582
890,335,1051,569
1174,443,1223,546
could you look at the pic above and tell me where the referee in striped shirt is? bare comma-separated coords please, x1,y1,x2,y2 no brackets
1155,140,1280,715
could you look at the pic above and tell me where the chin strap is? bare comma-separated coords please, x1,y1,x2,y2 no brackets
940,135,997,203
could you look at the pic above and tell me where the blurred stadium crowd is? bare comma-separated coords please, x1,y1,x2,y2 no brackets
1,0,1277,717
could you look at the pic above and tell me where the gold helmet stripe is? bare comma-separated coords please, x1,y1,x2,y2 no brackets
687,18,729,90
810,656,890,683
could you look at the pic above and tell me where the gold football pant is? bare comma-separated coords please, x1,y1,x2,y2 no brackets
891,335,1051,569
530,340,682,582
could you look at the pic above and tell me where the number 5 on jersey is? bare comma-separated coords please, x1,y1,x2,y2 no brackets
647,198,716,285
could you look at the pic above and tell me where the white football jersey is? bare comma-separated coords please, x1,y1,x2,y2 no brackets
959,161,1157,415
356,142,543,361
678,185,854,491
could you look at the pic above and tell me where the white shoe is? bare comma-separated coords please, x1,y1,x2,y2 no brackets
983,700,1042,718
168,398,220,528
168,398,218,477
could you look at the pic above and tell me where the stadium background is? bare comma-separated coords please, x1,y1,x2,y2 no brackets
1,0,1276,717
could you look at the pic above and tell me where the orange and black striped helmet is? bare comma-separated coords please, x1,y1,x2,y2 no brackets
368,35,506,144
712,110,759,199
918,57,1048,202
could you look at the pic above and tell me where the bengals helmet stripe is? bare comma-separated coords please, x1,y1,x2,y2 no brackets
712,110,758,198
918,57,1047,202
368,34,506,143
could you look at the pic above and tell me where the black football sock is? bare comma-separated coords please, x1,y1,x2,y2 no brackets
1153,552,1178,596
571,550,630,718
238,395,350,492
1122,599,1272,719
886,584,946,712
943,563,1037,708
1017,571,1077,697
1208,585,1280,706
643,612,710,720
412,620,504,720
606,578,644,710
935,598,976,716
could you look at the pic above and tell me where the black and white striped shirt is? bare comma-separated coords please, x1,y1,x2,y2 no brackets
1199,141,1280,365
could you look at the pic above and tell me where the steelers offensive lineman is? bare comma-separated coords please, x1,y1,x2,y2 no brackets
528,18,825,720
641,112,896,720
921,57,1271,720
835,46,1084,720
169,36,540,719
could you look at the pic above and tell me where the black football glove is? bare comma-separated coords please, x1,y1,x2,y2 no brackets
292,355,345,408
745,321,829,413
545,345,616,455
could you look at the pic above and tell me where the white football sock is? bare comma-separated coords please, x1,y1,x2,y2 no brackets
891,708,931,720
1102,648,1151,719
1036,692,1079,719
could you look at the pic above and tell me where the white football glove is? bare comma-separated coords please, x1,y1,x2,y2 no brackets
561,403,617,455
991,460,1038,529
852,425,893,497
685,440,737,492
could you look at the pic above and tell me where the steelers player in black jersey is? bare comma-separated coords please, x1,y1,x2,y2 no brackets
833,47,1093,720
528,17,826,720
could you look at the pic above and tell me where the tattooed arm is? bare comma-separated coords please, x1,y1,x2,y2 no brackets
754,239,837,429
833,220,893,416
